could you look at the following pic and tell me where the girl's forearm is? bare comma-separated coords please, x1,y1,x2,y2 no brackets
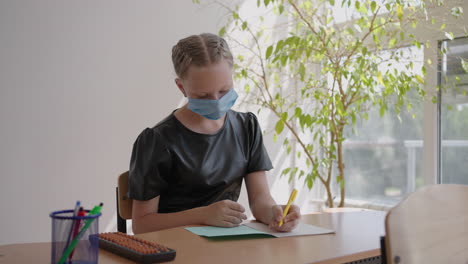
251,194,277,225
132,206,206,234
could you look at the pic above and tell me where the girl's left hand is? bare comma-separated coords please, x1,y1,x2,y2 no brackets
268,204,301,232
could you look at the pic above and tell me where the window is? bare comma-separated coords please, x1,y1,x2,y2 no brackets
439,37,468,185
229,0,468,211
343,46,425,206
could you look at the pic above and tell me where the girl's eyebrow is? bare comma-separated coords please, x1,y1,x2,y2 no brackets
195,84,233,96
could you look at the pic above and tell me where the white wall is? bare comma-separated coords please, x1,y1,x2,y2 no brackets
0,0,234,244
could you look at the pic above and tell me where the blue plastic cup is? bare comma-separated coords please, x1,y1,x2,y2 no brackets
50,209,101,264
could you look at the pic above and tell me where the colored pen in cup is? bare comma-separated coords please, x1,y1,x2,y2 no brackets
59,203,103,264
68,207,86,261
62,201,80,257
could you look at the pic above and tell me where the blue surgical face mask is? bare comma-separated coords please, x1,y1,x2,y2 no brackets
187,89,238,120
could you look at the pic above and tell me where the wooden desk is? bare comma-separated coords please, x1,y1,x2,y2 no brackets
0,211,386,264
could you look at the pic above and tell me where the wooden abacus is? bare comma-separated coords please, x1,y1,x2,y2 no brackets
98,232,176,263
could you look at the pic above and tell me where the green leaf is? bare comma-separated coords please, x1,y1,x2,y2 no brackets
281,168,291,176
461,58,468,73
358,5,367,15
266,45,273,59
274,40,284,54
336,175,342,183
218,27,226,37
299,116,305,129
389,38,397,48
354,24,362,33
445,32,454,40
355,1,360,10
275,120,285,134
451,6,463,18
306,177,313,189
338,176,345,189
241,69,247,77
244,84,251,93
294,107,302,117
371,1,376,13
278,4,284,14
280,55,288,66
299,63,306,80
415,75,425,84
241,21,248,31
414,40,421,49
373,33,380,45
377,71,385,86
305,114,313,127
298,170,304,178
396,4,403,21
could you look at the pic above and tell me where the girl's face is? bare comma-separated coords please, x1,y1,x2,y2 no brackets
176,59,233,100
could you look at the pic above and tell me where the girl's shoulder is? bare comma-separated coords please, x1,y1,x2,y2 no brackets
133,112,179,147
228,110,261,130
229,110,258,123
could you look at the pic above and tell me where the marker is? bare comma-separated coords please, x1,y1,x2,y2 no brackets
68,207,86,261
63,201,81,257
58,203,103,264
279,189,298,227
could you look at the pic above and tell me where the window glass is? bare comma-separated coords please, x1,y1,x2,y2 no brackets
343,46,424,206
439,37,468,185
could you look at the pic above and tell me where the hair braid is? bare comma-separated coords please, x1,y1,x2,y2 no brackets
172,33,233,78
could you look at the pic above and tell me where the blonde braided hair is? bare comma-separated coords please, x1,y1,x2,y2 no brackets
172,33,233,79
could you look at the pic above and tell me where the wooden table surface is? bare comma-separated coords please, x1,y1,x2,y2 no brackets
0,211,386,264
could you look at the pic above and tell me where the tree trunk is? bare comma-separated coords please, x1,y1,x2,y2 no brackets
325,183,334,208
337,128,345,207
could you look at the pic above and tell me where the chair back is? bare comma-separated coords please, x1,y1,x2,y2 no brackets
117,171,133,219
384,184,468,264
116,171,132,233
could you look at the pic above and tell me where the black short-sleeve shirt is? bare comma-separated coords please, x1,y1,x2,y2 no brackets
128,110,273,213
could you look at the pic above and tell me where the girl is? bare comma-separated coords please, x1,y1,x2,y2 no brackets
128,33,300,234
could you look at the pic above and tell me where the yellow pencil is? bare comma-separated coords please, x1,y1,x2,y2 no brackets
279,188,298,227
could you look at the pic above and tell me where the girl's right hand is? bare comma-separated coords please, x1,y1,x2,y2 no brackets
202,200,247,227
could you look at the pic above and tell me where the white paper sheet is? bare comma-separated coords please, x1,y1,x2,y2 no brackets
243,221,335,238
